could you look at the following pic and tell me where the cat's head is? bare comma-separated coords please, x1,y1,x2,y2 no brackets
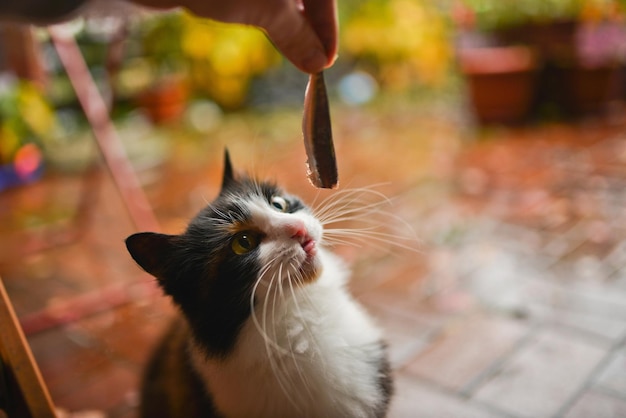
125,151,324,351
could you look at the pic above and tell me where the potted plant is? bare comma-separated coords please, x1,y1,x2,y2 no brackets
134,11,189,124
455,0,626,121
557,19,625,115
453,0,549,124
457,45,539,124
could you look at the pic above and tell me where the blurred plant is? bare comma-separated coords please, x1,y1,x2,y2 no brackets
0,75,54,164
342,0,453,90
0,75,53,188
139,12,188,80
461,0,625,31
456,0,626,67
181,14,280,109
124,11,280,109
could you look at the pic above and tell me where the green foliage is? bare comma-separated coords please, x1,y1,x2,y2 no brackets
140,12,187,77
464,0,622,30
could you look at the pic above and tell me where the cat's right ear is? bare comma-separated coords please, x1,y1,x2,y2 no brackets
221,148,235,191
125,232,176,279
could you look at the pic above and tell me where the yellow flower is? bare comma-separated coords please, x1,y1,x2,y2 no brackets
17,83,55,137
343,0,452,87
0,124,21,164
175,14,279,107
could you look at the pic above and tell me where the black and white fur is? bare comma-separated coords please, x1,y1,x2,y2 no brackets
126,151,392,418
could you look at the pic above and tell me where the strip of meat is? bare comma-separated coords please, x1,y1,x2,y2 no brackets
302,71,338,189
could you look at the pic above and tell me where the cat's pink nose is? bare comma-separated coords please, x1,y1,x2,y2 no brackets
288,221,308,240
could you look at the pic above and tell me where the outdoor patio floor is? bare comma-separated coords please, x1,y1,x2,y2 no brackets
2,100,626,417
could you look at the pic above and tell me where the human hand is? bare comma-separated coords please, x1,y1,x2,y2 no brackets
131,0,338,73
0,0,337,73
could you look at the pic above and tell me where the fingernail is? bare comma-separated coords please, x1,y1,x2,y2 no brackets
302,49,327,73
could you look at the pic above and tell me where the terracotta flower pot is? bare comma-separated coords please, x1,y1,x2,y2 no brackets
458,46,539,124
135,77,188,124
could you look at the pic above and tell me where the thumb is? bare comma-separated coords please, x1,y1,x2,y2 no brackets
259,4,329,73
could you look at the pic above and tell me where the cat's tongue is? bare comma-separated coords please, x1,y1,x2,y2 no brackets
302,239,317,257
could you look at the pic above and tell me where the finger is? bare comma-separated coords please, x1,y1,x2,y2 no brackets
302,0,337,63
258,1,328,73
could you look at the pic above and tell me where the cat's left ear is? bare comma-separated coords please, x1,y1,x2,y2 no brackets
126,232,177,279
221,148,235,191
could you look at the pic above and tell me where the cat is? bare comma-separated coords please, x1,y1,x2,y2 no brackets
125,150,393,418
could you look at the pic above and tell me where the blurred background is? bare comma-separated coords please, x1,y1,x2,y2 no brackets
2,0,626,416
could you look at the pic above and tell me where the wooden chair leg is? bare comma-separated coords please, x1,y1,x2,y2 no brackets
0,277,56,418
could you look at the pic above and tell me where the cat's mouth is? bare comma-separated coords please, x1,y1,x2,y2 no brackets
301,238,317,258
294,238,321,284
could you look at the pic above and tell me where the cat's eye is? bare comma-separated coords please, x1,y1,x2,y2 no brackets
270,196,289,212
231,232,260,255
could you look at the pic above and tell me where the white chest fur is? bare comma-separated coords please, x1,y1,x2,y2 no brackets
191,250,386,418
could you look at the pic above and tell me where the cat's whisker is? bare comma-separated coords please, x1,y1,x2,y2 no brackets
284,267,316,401
315,199,381,224
315,185,392,208
311,186,422,255
317,201,404,228
251,281,280,351
250,258,291,355
312,186,394,220
264,299,303,411
250,255,281,305
252,270,278,375
324,228,422,253
289,265,324,346
270,263,283,355
325,227,412,240
320,216,375,229
268,268,285,368
269,263,310,414
317,207,402,234
293,271,334,381
313,186,395,213
287,262,317,332
319,200,387,216
258,268,302,410
322,236,365,248
316,189,392,209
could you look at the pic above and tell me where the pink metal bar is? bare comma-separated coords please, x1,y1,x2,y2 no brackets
48,26,160,232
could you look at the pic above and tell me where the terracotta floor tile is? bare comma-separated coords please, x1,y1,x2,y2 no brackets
404,313,528,391
1,265,83,318
595,348,626,395
474,329,607,418
108,405,139,418
69,297,176,367
359,297,437,369
564,390,626,418
53,363,139,414
349,253,428,297
527,301,626,343
389,373,500,418
516,279,626,341
455,240,552,313
358,291,473,333
27,327,114,401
